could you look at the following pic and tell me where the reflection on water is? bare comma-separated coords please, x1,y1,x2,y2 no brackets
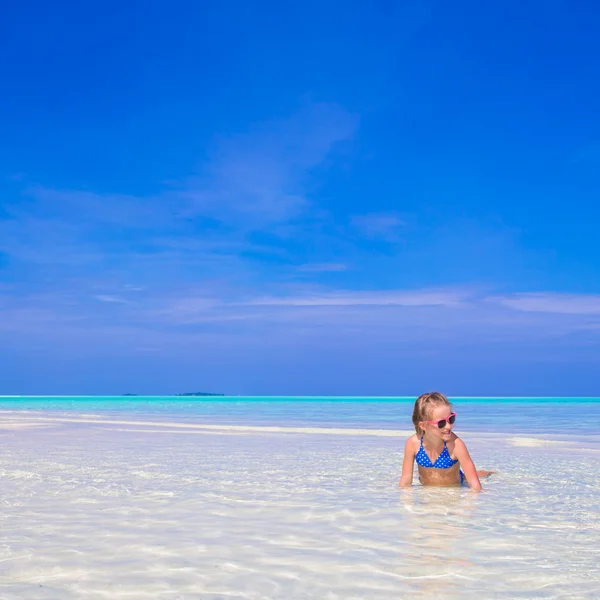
0,413,599,599
396,488,480,597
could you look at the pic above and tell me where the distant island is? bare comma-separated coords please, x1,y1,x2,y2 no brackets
175,392,225,397
120,392,224,397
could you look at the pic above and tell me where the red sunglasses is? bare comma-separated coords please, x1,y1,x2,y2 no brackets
423,412,456,429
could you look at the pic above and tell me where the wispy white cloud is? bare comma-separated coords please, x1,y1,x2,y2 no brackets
2,287,600,365
181,101,358,228
245,288,467,307
3,99,599,373
94,295,129,304
0,101,358,289
489,292,600,315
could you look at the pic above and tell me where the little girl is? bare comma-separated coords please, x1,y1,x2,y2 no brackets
399,392,492,492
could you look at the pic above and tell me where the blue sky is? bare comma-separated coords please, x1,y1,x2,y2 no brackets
1,0,599,395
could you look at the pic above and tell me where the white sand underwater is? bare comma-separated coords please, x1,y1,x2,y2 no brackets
1,412,599,599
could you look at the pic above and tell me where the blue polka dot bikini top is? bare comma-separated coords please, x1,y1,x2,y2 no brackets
415,436,459,469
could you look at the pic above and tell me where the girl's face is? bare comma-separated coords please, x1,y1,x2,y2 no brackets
421,404,454,441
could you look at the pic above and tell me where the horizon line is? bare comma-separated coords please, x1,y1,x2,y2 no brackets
0,395,599,400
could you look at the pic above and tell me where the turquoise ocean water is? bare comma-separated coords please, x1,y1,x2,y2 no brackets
1,395,599,434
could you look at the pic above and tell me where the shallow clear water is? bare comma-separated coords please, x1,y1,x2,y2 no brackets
1,398,599,599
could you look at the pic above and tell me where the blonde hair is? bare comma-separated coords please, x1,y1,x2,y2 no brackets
412,392,452,436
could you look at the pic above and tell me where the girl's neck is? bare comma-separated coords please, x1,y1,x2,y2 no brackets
422,433,444,449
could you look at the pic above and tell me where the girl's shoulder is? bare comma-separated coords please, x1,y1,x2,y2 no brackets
448,433,468,454
405,433,420,451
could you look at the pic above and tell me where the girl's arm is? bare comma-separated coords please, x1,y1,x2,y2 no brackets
453,438,483,491
399,437,417,487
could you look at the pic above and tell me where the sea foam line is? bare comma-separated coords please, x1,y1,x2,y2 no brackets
0,415,415,437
